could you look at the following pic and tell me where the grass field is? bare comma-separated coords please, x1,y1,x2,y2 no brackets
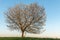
0,37,60,40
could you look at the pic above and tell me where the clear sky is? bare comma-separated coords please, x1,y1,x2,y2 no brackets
0,0,60,38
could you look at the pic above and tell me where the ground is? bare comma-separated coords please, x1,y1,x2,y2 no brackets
0,37,60,40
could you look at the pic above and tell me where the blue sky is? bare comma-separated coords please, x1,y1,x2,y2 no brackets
0,0,60,37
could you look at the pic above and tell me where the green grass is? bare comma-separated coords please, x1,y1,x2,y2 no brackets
0,37,60,40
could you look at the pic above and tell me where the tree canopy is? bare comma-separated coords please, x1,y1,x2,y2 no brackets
5,3,46,37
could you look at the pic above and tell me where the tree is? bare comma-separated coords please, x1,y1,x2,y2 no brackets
5,3,46,37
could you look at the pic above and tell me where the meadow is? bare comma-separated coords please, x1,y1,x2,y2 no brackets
0,37,60,40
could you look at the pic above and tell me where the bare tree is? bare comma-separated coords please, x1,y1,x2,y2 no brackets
5,3,46,37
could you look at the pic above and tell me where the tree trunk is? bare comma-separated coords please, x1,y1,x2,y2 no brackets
22,31,24,38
